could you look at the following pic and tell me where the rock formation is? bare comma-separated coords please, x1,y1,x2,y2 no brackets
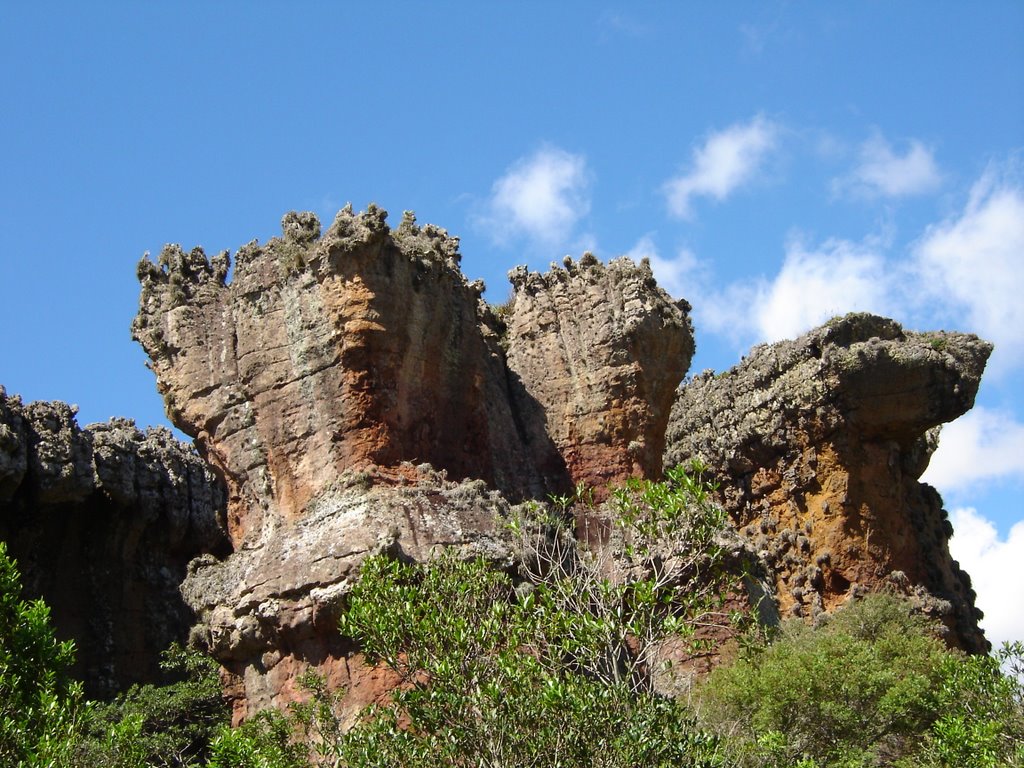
130,206,692,718
132,207,691,549
665,314,991,651
0,205,994,717
504,255,694,492
0,387,228,697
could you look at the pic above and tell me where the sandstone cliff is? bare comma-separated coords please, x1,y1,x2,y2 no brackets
665,314,991,651
130,206,692,717
0,386,228,697
0,205,994,717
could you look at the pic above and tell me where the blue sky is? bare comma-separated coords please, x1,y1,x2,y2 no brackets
1,2,1021,643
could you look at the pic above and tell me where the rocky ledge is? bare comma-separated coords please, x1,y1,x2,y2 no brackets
666,313,991,651
0,387,228,696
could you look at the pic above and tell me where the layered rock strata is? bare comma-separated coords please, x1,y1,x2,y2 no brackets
0,387,228,697
665,314,991,651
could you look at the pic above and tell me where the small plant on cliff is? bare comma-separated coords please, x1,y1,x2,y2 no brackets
0,541,83,767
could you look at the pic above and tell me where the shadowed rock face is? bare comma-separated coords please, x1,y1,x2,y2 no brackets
665,314,992,651
0,387,228,697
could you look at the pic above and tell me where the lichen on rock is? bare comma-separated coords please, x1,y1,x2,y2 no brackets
665,312,992,651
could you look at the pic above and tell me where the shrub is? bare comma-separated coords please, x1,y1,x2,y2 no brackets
334,553,723,768
207,463,736,767
0,540,83,767
72,644,229,768
698,594,1024,767
919,641,1024,768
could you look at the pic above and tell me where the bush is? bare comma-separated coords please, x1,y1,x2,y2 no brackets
209,463,736,767
920,641,1024,767
72,644,229,768
698,594,1024,767
334,553,723,768
0,540,83,767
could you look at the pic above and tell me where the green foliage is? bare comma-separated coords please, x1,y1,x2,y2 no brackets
218,463,735,766
325,462,735,766
698,594,1024,767
72,643,229,768
0,540,83,767
917,641,1024,768
206,709,308,768
7,460,1023,768
335,553,723,767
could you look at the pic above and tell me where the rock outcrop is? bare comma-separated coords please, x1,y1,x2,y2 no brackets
131,206,546,546
0,387,228,697
505,255,694,492
3,204,993,715
183,466,516,721
130,206,692,717
665,314,991,651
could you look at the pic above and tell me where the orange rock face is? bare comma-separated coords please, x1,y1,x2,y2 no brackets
666,314,992,651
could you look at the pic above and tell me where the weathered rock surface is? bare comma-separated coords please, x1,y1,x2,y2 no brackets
0,386,228,697
665,314,992,651
184,465,516,721
131,206,692,715
132,206,548,546
505,255,694,492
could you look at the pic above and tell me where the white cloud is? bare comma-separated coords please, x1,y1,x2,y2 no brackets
664,115,779,219
912,170,1024,372
597,10,650,38
726,235,897,343
626,236,705,300
922,407,1024,493
834,132,942,198
949,508,1024,646
481,146,591,246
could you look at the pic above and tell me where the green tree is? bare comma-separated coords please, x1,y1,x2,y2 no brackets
209,462,736,767
327,553,723,768
698,594,1024,767
0,540,83,767
72,644,229,768
921,641,1024,768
